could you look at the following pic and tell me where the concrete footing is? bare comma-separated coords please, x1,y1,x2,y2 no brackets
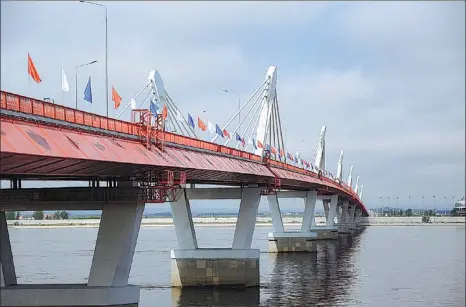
311,226,339,240
337,224,351,234
0,284,139,307
268,232,318,252
170,249,259,287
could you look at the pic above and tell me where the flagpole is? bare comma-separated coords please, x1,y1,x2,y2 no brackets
61,67,64,105
75,60,98,109
79,1,108,117
28,75,32,97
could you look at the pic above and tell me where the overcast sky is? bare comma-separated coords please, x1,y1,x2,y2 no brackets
1,1,464,210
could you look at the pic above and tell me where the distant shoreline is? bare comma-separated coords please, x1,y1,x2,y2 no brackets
6,216,465,229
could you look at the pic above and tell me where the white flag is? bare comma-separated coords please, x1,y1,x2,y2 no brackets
207,121,215,134
130,98,137,110
61,67,69,92
176,110,184,122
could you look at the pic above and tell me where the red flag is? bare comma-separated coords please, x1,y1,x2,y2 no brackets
241,138,245,147
198,117,207,131
223,129,231,139
280,149,285,157
27,53,42,83
162,105,168,120
112,86,122,109
257,140,264,148
271,146,278,154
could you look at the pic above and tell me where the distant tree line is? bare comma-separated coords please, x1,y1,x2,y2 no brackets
5,211,69,220
373,208,457,217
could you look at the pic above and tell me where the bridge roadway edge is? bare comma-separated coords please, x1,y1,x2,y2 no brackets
0,101,367,216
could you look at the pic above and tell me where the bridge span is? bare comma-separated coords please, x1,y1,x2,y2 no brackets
1,66,368,307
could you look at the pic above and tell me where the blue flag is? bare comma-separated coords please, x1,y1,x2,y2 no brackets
235,133,242,141
215,124,224,137
187,114,195,129
84,77,92,103
150,101,159,115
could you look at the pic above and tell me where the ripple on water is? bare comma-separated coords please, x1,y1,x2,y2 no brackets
9,225,465,307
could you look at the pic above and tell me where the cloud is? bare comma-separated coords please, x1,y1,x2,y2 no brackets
1,1,464,209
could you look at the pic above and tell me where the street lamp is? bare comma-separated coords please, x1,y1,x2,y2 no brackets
79,1,108,117
421,196,424,215
222,89,241,134
444,196,447,216
76,60,98,108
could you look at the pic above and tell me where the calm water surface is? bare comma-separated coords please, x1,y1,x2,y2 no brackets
9,225,465,307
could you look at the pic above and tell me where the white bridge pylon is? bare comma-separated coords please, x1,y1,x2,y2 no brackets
213,66,285,160
114,65,363,197
116,70,197,138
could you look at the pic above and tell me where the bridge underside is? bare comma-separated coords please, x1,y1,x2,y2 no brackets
0,119,362,209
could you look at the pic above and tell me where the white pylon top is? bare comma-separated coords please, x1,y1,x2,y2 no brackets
336,150,344,181
354,176,360,193
254,66,278,156
314,125,326,171
347,165,353,187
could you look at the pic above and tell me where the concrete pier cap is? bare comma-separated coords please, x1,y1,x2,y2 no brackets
170,248,260,288
311,226,339,240
268,232,318,253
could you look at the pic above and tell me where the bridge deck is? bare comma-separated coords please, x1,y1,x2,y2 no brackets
0,90,366,215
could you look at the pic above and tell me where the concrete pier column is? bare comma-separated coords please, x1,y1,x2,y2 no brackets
267,194,284,233
268,191,318,252
171,187,261,288
338,201,350,234
348,205,357,230
355,209,362,228
300,191,317,233
326,195,338,227
323,200,330,219
0,211,16,287
170,189,198,249
88,203,145,287
1,201,144,307
310,198,339,240
232,187,261,249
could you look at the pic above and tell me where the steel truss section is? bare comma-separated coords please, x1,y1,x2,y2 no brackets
138,170,187,203
131,109,165,151
261,149,281,195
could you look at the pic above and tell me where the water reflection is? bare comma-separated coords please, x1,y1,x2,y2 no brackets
172,229,366,307
262,229,365,307
172,287,260,307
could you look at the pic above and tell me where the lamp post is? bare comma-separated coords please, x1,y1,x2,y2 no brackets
222,89,241,134
444,196,447,216
75,60,98,109
379,196,382,216
421,196,424,215
80,1,108,117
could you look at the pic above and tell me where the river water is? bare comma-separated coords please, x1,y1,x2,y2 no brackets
8,225,465,307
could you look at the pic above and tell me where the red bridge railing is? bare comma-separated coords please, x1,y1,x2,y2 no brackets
0,90,365,212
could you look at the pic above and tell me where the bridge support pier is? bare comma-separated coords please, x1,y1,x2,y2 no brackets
338,202,351,234
1,197,144,307
170,188,261,287
268,191,319,252
311,195,339,240
348,205,357,231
